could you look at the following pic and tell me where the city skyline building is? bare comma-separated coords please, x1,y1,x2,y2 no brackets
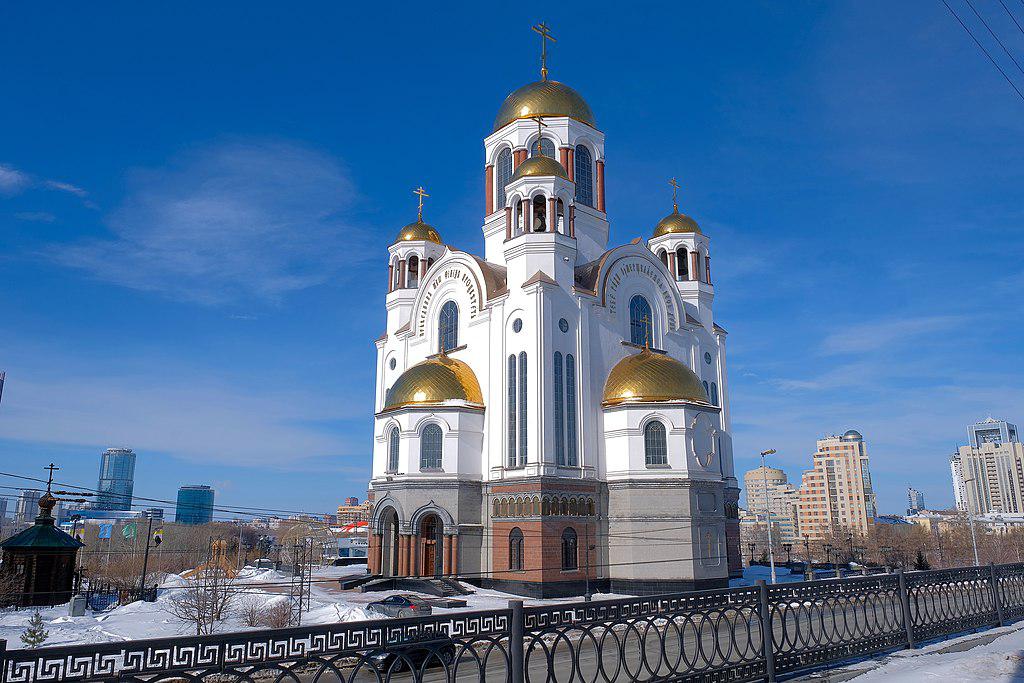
951,417,1024,515
174,485,215,525
907,487,925,515
796,430,878,539
94,448,136,511
742,466,800,542
15,489,43,524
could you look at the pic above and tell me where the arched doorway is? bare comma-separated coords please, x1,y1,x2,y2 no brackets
419,514,444,577
380,508,399,577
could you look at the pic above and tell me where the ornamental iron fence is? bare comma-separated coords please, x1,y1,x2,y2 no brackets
3,562,1024,682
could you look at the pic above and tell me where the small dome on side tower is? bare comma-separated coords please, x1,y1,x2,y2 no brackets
603,347,708,407
394,220,442,245
653,208,702,238
510,155,570,182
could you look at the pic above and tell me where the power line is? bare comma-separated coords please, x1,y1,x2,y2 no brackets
964,0,1024,77
941,0,1024,102
998,0,1024,39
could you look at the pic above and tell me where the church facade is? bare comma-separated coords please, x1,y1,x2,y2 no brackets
366,56,741,597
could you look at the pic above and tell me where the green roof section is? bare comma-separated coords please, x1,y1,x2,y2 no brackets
1,517,84,550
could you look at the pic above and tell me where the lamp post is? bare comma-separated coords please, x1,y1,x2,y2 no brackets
760,449,778,583
748,542,756,566
823,543,833,578
803,534,812,580
962,477,981,566
782,543,793,566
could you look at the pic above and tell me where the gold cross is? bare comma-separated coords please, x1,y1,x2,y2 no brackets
44,463,59,492
532,22,556,81
668,178,680,211
413,186,429,221
529,116,548,157
640,314,652,348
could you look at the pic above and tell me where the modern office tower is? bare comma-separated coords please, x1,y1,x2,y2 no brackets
94,448,136,511
174,485,215,525
797,430,878,539
742,466,801,542
15,489,43,524
907,487,925,515
951,417,1024,515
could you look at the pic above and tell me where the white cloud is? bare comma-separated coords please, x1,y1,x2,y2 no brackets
49,140,370,305
0,164,31,194
42,179,88,197
820,315,963,355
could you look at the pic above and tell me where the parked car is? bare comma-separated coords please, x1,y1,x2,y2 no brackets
366,594,434,618
366,632,456,673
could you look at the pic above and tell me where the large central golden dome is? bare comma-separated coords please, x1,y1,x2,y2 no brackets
383,355,483,412
603,348,708,407
494,80,596,131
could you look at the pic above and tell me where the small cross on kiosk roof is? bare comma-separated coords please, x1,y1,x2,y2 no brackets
413,186,429,221
532,22,556,81
44,463,59,493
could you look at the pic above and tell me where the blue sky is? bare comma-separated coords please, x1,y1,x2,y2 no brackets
1,1,1022,518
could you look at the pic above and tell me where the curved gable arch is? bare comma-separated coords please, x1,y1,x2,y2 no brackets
594,245,685,337
411,250,488,341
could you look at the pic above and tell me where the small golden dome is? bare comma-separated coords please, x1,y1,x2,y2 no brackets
494,80,596,131
383,355,484,411
511,155,569,182
603,347,708,407
653,208,702,238
394,220,442,245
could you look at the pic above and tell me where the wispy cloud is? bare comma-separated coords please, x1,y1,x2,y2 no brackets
820,315,964,355
49,140,371,306
14,211,57,223
42,179,87,198
0,162,89,200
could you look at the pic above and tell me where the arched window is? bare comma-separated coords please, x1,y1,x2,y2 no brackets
676,247,689,280
500,499,508,517
554,352,564,465
438,301,458,353
420,424,442,470
518,352,528,466
575,145,593,206
629,295,654,346
710,382,719,406
566,354,578,466
386,426,400,472
703,381,710,399
509,528,524,571
407,255,420,288
568,498,578,516
496,148,513,208
658,250,668,268
644,421,668,466
560,497,569,516
561,528,578,570
492,500,500,517
531,195,547,232
530,137,555,159
532,496,540,515
587,499,595,516
507,354,517,467
542,497,551,516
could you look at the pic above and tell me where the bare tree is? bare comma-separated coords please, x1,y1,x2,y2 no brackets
260,600,294,629
236,595,264,628
166,567,235,635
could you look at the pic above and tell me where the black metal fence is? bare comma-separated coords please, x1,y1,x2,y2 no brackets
81,581,158,612
2,562,1024,682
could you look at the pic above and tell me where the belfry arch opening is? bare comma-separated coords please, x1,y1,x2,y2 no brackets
379,508,400,577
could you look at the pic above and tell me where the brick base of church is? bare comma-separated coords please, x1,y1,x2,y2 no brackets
467,575,728,598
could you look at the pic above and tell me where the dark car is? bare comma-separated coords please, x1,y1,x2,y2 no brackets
366,594,434,618
365,632,457,674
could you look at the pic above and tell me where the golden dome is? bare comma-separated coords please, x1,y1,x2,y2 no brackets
494,80,596,132
653,208,702,238
383,355,484,411
603,347,708,407
510,155,570,182
395,220,442,245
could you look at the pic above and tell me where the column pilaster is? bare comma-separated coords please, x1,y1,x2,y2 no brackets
596,159,606,212
485,165,494,215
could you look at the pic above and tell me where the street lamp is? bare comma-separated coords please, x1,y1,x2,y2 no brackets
782,543,793,566
803,534,812,581
962,477,981,567
823,543,833,578
760,449,778,583
748,542,756,566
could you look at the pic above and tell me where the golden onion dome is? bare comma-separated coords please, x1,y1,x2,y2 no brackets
394,220,443,245
653,208,702,238
510,155,570,182
383,355,484,412
603,347,708,407
494,80,596,131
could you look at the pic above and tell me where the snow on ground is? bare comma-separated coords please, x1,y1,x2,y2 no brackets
728,564,805,587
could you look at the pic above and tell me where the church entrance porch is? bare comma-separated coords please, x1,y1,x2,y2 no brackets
418,514,443,577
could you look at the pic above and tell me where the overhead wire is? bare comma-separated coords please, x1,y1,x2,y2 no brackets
940,0,1024,102
963,0,1024,77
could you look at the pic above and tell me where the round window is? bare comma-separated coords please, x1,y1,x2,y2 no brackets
704,352,713,365
389,358,396,370
512,318,523,333
559,318,569,333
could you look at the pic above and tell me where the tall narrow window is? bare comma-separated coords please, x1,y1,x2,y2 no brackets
644,421,668,466
561,527,578,570
629,295,654,346
703,381,710,399
710,382,719,406
507,354,517,467
438,301,459,353
554,352,564,465
575,145,593,206
420,424,443,470
530,138,555,159
658,250,668,268
518,351,528,466
509,528,524,571
566,354,578,466
676,247,689,280
407,255,419,288
496,148,513,208
387,426,400,472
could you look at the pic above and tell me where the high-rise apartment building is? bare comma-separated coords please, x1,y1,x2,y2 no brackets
174,485,215,525
950,418,1024,515
15,489,43,524
343,497,359,507
94,448,136,511
907,487,925,515
742,466,800,542
796,430,877,539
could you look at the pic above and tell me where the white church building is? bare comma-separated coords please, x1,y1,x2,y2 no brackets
366,38,741,596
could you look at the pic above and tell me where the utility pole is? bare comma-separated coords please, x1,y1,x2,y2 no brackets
760,449,778,583
963,477,981,566
138,514,154,595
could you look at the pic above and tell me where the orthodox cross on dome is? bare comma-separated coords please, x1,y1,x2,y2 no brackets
44,463,59,494
532,22,556,81
413,186,429,221
668,177,681,212
529,116,548,156
640,314,652,348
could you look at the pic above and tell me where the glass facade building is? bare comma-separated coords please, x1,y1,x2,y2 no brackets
94,448,136,511
175,485,215,525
